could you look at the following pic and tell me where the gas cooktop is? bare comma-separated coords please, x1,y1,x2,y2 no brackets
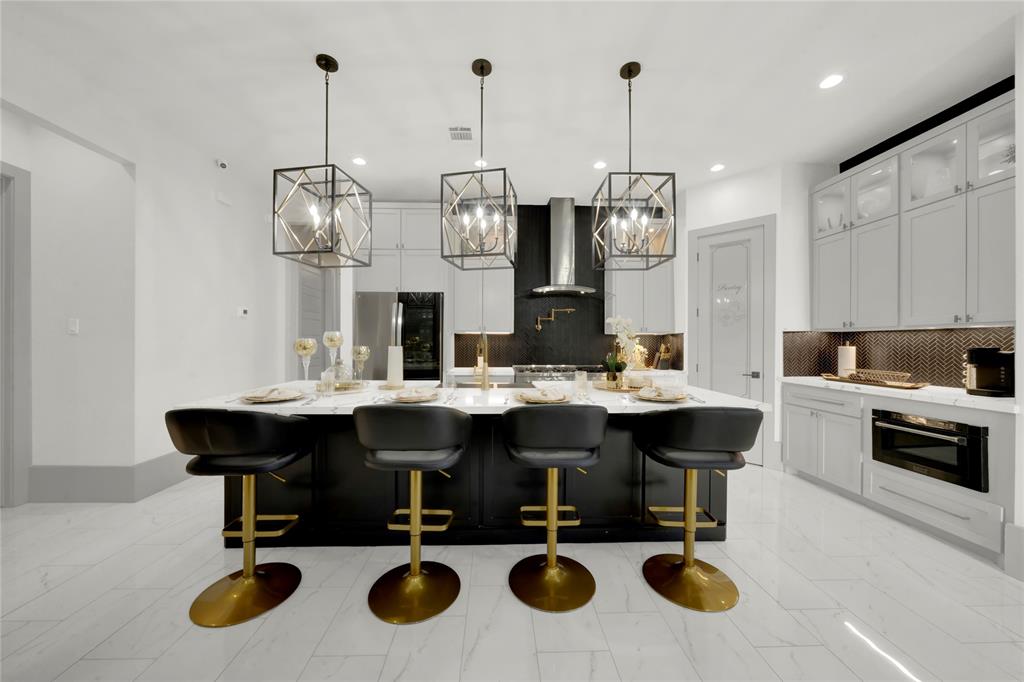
512,364,606,380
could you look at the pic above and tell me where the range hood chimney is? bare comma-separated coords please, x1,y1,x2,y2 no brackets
531,197,597,295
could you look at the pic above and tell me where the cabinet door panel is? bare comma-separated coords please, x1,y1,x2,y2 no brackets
967,179,1015,324
400,208,440,250
374,208,402,250
901,126,966,211
813,232,851,330
643,262,675,333
355,250,401,292
812,179,850,239
482,268,515,333
967,101,1015,190
850,217,899,328
783,404,818,476
900,195,966,326
608,270,645,329
400,251,446,292
851,157,898,226
819,412,862,494
451,267,483,332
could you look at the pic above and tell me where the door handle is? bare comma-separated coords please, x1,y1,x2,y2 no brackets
741,371,761,379
875,421,966,445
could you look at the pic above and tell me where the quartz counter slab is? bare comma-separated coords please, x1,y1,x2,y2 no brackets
779,376,1018,414
180,379,767,416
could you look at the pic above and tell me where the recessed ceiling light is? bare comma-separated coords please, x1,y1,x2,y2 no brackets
819,74,844,89
710,163,725,173
593,160,607,170
351,157,366,166
474,158,487,168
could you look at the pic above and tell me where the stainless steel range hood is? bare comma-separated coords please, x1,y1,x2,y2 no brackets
531,197,597,295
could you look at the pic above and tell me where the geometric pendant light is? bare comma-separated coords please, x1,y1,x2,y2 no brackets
592,62,676,271
441,58,517,270
273,54,373,268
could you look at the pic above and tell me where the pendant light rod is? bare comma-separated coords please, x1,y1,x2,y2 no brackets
619,62,640,175
316,53,339,166
472,59,492,164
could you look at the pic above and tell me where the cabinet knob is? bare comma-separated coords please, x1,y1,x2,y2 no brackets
966,181,974,191
953,314,961,323
965,314,974,323
954,184,962,194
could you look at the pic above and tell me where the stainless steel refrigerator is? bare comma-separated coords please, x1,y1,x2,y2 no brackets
354,292,443,380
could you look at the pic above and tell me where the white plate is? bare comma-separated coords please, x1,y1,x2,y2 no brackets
241,388,304,404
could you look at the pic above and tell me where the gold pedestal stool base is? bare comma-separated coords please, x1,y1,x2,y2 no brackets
189,562,302,627
368,561,461,624
642,554,739,612
509,554,596,613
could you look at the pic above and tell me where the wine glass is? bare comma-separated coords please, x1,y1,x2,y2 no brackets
294,338,318,380
323,331,343,367
353,346,371,383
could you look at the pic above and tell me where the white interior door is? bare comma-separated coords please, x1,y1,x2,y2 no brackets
694,223,767,465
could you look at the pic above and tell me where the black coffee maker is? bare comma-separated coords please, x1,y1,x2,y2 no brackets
963,348,1015,397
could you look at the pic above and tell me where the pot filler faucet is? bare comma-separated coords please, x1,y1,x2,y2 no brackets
536,307,576,331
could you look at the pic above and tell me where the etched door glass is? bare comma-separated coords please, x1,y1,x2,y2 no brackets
852,157,898,224
905,128,964,206
970,102,1014,186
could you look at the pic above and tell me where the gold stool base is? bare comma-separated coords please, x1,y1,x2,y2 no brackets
368,562,461,624
642,554,739,612
508,554,596,613
189,562,302,627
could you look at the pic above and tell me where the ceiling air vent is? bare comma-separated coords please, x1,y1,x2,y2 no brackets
449,126,472,141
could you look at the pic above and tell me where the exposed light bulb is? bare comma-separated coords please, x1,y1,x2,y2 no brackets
462,213,470,226
630,208,638,220
640,213,649,227
476,206,484,219
610,215,618,226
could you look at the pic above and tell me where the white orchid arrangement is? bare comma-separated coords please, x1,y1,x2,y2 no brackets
606,316,638,365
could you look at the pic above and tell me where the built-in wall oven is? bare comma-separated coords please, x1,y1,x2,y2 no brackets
871,410,988,492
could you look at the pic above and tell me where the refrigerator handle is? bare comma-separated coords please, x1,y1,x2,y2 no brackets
395,301,404,345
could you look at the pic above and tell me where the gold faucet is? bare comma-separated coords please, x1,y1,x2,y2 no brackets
535,307,576,331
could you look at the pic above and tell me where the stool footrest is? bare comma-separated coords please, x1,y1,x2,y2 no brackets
520,504,581,528
222,514,299,539
387,508,454,532
647,505,719,529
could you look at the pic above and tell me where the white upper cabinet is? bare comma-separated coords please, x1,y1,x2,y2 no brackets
812,178,850,239
604,263,676,334
900,194,967,326
850,216,899,329
967,101,1015,190
812,232,851,330
966,179,1015,324
851,156,898,226
901,126,966,211
400,207,439,250
374,208,402,250
400,251,446,292
450,266,514,333
643,262,675,334
355,250,401,292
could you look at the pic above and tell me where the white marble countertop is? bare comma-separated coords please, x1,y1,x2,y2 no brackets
179,379,767,416
446,367,687,377
780,376,1019,415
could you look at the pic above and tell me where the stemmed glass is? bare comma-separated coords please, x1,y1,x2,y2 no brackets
353,346,371,384
323,331,343,367
294,338,318,380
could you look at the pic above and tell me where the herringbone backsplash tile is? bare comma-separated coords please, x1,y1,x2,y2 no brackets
783,327,1014,387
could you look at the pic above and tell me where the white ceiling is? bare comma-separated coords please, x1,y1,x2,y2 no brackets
2,1,1019,203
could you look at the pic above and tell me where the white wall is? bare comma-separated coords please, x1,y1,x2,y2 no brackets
1,108,136,467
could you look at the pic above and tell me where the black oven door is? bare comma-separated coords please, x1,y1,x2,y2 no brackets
871,411,987,492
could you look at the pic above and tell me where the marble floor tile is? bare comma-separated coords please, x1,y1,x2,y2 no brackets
597,611,699,681
299,655,387,681
757,645,859,681
314,562,397,657
0,620,59,659
657,605,779,681
970,604,1024,640
536,651,620,681
461,585,538,681
379,615,465,682
532,603,608,653
52,658,154,682
967,641,1024,680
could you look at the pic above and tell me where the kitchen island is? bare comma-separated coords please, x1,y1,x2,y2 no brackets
180,381,768,548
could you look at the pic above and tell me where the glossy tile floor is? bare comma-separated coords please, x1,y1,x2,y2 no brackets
5,467,1024,681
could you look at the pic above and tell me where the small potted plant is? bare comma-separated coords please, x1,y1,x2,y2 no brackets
604,352,627,388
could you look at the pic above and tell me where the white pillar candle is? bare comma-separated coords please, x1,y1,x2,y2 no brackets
387,346,404,387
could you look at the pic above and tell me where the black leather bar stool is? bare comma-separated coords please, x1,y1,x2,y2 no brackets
164,409,315,627
353,405,472,624
502,405,608,612
634,406,763,612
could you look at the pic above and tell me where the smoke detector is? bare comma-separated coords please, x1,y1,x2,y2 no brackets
449,126,472,141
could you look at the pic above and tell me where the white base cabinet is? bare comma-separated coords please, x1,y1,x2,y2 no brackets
782,388,862,495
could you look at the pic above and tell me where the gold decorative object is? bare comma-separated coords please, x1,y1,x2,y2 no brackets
189,476,302,627
293,338,318,380
323,331,343,367
643,469,739,612
508,468,595,612
368,471,460,624
535,307,575,331
353,345,370,383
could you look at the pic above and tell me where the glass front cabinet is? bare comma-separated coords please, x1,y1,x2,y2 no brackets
851,156,898,227
901,127,966,211
811,178,850,239
967,101,1015,190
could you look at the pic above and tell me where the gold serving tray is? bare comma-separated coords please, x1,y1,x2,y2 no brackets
592,381,641,393
821,373,929,390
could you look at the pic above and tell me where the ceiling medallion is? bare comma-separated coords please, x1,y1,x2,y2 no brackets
272,53,373,268
592,61,676,271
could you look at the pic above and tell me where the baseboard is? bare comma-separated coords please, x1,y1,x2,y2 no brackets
28,452,187,503
1004,523,1024,580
